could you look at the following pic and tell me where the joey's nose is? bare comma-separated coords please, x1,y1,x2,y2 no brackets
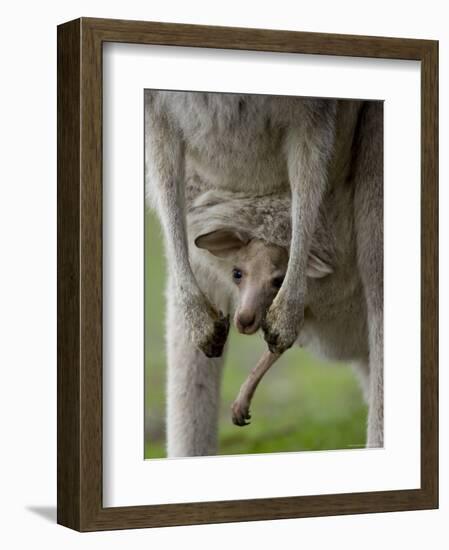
237,313,256,329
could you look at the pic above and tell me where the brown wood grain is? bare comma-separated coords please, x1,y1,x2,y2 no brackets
57,17,439,532
420,41,439,504
57,18,81,531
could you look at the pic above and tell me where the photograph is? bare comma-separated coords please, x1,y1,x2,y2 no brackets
144,90,384,459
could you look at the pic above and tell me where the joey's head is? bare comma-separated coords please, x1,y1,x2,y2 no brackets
195,228,334,336
195,229,288,335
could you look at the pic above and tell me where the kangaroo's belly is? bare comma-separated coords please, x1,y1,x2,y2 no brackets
298,273,369,363
154,91,361,195
186,144,289,195
165,92,295,193
184,118,289,193
298,301,368,363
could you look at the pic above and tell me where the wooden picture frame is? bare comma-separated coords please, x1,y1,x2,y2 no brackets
57,17,438,531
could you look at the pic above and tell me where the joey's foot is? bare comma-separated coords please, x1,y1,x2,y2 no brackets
185,294,230,358
262,293,303,354
231,398,251,427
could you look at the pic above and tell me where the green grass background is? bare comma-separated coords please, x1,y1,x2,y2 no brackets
144,209,367,459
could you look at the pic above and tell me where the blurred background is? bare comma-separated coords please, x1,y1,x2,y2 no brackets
145,208,367,459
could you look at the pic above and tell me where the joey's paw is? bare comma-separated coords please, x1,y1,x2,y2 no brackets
199,311,230,358
262,295,303,354
231,399,251,427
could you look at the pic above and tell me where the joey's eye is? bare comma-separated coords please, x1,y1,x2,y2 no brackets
232,268,243,283
272,276,284,289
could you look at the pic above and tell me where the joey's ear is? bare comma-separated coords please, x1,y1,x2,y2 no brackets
195,229,250,258
307,252,333,279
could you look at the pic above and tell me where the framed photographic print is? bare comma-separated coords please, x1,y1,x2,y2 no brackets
57,17,438,531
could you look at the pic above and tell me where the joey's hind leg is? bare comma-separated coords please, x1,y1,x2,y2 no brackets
165,278,226,457
232,351,280,426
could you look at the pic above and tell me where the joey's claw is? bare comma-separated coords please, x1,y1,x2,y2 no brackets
234,416,250,427
231,400,251,427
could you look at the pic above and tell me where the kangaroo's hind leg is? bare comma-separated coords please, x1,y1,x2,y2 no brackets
165,274,227,457
353,101,384,448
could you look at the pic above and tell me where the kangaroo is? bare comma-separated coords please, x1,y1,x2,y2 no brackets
145,92,383,455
